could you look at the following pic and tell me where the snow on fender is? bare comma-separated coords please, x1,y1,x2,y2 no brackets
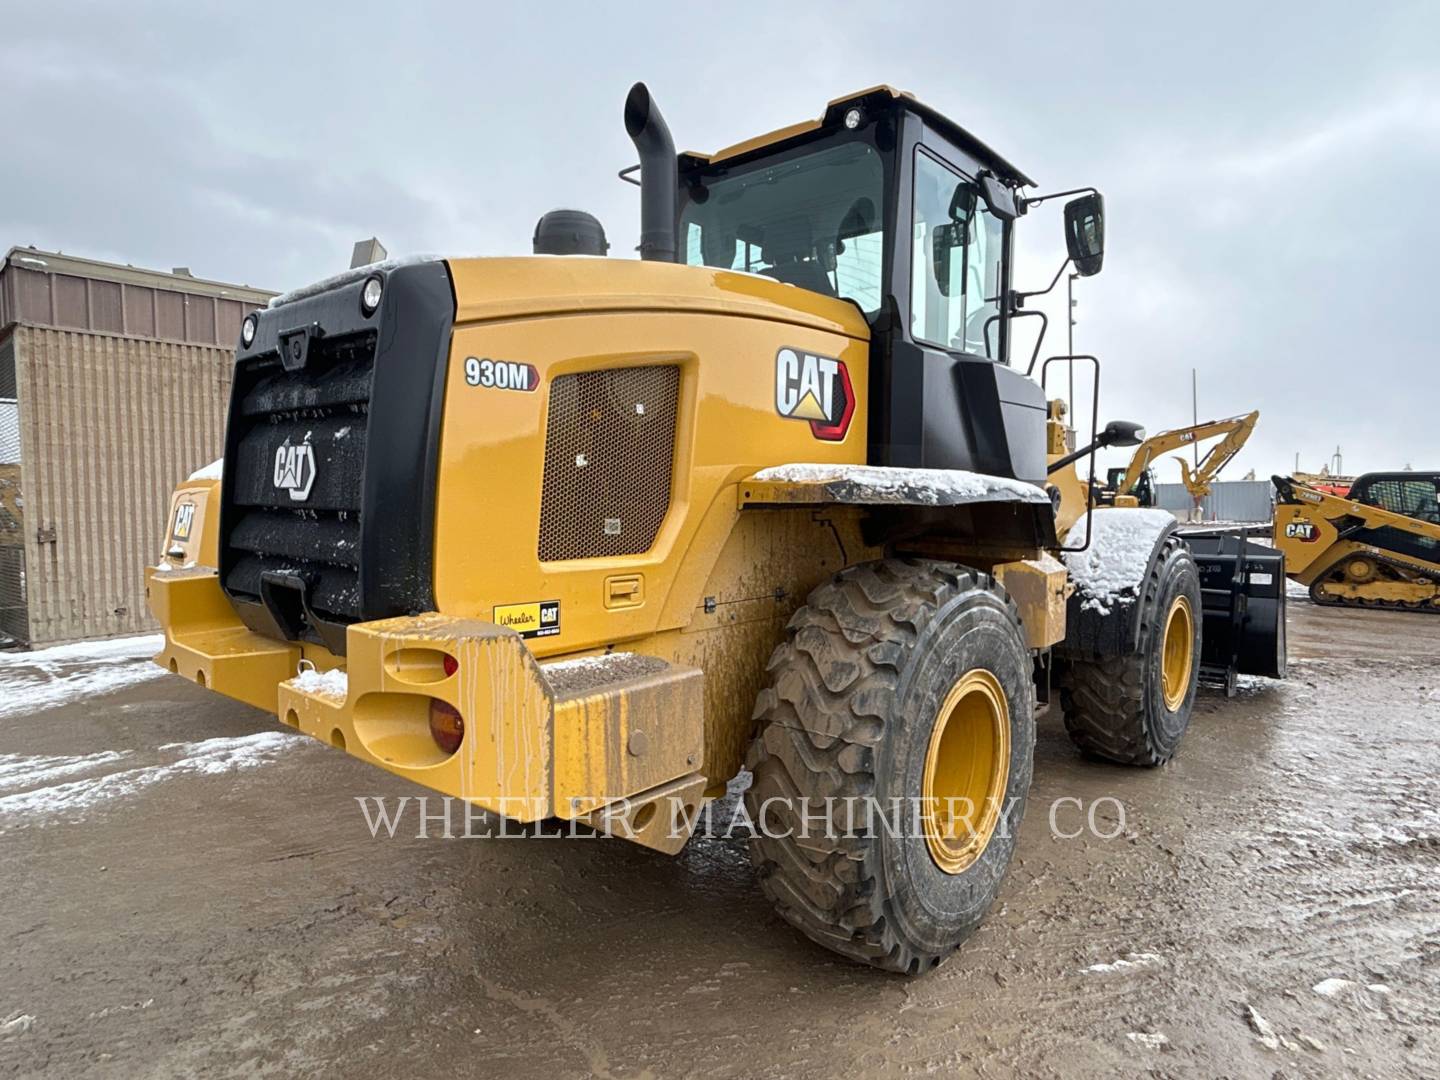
1059,508,1178,655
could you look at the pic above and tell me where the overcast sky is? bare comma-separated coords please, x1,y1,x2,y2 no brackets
3,2,1437,478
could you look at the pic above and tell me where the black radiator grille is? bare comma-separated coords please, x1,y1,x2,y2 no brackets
223,330,376,623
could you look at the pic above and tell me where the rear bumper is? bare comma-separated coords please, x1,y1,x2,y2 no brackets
146,567,704,834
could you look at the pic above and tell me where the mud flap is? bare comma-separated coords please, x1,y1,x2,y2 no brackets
1184,532,1288,692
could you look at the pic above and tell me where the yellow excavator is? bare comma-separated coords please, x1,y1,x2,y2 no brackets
1101,411,1259,508
1274,472,1440,611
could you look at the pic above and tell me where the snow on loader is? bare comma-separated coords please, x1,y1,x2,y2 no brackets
148,83,1285,973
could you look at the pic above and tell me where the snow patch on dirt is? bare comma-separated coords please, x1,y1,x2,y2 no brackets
1125,1032,1169,1049
0,750,132,793
0,634,164,669
1063,509,1174,615
1081,952,1163,975
750,463,1048,505
0,635,166,721
0,732,309,821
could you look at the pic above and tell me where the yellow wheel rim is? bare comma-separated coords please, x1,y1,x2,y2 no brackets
1161,594,1195,712
922,669,1011,876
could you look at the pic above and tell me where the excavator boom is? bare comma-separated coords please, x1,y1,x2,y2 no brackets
1112,410,1259,504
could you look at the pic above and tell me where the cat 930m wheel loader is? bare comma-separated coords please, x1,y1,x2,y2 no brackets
148,83,1285,973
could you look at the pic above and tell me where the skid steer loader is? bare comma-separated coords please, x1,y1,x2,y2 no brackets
1274,472,1440,611
148,83,1285,973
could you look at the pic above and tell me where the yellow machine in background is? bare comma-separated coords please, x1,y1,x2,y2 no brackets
1274,473,1440,611
1102,411,1258,508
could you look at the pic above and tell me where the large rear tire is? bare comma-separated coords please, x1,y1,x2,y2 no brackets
744,559,1035,975
1059,536,1202,766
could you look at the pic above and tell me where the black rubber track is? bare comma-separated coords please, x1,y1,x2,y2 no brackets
744,559,1034,975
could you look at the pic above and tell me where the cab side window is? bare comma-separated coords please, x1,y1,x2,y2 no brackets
910,149,1004,358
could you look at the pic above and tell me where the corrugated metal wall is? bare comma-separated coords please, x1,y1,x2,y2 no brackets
13,326,234,644
1154,479,1274,523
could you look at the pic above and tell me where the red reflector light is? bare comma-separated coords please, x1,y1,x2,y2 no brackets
429,699,464,754
442,654,458,677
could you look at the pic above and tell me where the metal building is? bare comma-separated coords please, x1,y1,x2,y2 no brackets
0,247,273,646
1153,479,1274,524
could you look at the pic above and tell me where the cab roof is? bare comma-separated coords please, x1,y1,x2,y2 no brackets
683,85,1036,188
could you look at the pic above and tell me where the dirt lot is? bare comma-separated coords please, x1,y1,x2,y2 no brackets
2,598,1436,1079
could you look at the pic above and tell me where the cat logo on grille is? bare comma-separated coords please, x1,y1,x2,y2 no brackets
774,348,855,441
273,439,316,502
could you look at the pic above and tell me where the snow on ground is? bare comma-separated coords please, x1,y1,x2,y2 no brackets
750,463,1049,505
0,634,166,721
0,732,309,823
1081,952,1163,975
0,749,132,793
0,634,164,669
1063,509,1175,615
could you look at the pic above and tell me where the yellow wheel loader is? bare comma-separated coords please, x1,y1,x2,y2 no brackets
148,83,1284,973
1274,473,1440,611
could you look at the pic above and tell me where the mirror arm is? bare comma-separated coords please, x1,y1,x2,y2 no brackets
1013,257,1072,305
1021,184,1098,209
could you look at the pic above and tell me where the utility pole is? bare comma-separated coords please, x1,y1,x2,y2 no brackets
1191,368,1199,468
1067,272,1078,414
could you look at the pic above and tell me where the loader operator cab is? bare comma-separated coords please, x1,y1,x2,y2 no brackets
657,85,1107,486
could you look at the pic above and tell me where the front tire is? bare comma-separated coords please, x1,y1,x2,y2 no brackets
744,560,1035,975
1060,536,1202,766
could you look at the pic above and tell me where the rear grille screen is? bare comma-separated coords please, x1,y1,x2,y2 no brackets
224,331,375,623
538,366,680,561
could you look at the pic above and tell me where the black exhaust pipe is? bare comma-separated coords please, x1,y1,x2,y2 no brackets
624,82,677,263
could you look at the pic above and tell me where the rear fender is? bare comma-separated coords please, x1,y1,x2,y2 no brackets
1057,508,1178,657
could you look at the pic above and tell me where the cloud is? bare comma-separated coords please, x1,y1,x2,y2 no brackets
2,1,1438,477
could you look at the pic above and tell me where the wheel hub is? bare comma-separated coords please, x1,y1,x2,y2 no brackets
1161,594,1195,712
922,669,1011,875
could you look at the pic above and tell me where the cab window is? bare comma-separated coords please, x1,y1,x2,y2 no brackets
910,148,1004,357
680,141,885,314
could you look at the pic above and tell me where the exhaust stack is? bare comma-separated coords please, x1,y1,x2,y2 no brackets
624,82,677,263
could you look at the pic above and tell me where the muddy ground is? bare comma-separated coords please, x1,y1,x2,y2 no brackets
1,598,1436,1078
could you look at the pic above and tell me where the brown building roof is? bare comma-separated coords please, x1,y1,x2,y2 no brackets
0,246,276,349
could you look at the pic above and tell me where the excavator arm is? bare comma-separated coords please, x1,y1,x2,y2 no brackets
1115,411,1259,501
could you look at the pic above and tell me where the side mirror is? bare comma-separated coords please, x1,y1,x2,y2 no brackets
1099,419,1145,447
1064,193,1105,277
933,184,977,297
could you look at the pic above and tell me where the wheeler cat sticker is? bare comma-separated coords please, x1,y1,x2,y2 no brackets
774,348,855,441
493,600,561,639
